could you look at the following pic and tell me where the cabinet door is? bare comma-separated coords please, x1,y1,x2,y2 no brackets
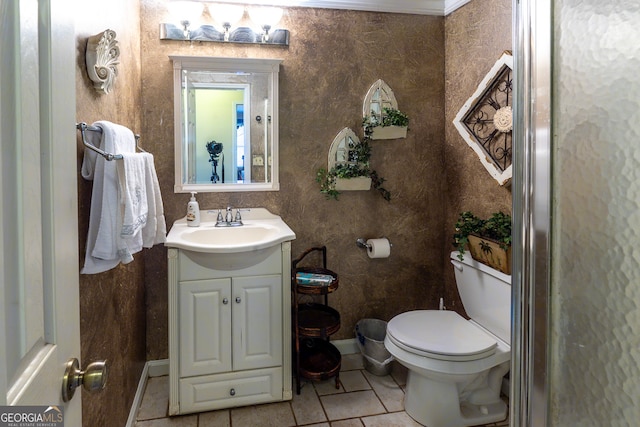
180,278,232,377
232,275,282,371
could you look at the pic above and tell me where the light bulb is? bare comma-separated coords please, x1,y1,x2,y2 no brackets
248,6,283,42
248,6,283,28
208,3,245,27
166,1,204,23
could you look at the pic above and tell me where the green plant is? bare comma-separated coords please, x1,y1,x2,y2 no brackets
363,107,410,136
453,211,512,261
381,107,409,127
316,137,390,201
316,164,390,201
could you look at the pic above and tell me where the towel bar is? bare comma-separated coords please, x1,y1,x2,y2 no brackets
76,122,144,161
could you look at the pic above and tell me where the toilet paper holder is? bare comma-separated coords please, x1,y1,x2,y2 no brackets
356,237,392,251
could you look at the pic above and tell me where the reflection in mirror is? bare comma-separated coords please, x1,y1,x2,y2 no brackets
328,128,361,169
171,56,282,192
362,79,398,119
191,85,248,184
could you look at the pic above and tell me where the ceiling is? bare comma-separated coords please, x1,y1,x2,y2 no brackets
205,0,472,16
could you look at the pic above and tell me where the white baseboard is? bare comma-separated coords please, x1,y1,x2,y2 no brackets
147,358,169,377
125,359,169,427
126,340,358,426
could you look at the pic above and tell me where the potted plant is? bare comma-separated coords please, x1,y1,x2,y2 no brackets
363,107,410,140
316,137,391,201
453,211,512,274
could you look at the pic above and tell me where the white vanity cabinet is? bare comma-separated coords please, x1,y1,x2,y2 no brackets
167,242,292,415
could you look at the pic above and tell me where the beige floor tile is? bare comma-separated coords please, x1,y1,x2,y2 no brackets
361,412,423,427
230,402,296,427
135,365,509,427
291,380,328,425
314,377,345,396
330,419,364,427
341,354,365,371
136,376,169,420
362,371,405,412
320,390,386,421
134,415,197,427
197,409,230,426
340,370,371,392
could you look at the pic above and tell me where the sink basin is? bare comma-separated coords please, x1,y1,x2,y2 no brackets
165,208,296,253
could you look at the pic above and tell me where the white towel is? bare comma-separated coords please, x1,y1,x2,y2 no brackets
141,154,167,247
116,153,148,264
81,121,136,274
115,152,167,264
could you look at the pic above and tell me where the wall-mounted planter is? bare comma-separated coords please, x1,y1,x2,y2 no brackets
335,176,372,191
467,234,511,274
370,125,408,140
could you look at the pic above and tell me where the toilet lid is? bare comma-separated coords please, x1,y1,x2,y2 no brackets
387,310,497,361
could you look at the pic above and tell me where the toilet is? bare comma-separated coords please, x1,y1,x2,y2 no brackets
384,251,511,427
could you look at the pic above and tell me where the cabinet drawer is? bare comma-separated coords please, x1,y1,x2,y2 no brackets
179,245,282,281
179,367,283,413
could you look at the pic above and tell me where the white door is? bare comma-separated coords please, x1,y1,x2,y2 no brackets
0,1,81,425
232,275,282,371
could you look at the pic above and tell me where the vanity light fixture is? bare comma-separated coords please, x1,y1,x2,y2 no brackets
248,6,284,43
165,0,205,39
160,1,289,46
208,3,244,41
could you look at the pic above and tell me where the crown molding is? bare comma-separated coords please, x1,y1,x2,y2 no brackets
202,0,472,16
444,0,472,15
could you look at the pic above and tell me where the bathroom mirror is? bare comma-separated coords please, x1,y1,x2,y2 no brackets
171,56,282,192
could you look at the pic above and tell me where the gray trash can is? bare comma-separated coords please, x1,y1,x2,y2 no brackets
355,318,394,376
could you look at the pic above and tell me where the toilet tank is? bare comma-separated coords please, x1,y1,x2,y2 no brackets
450,251,511,344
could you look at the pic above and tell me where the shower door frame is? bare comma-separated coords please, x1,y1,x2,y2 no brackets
511,0,552,426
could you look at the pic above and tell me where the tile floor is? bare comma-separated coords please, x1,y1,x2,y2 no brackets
135,354,509,427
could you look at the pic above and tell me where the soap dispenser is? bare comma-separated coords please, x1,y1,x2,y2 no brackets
186,192,200,227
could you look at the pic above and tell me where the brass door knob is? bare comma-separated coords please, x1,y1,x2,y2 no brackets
62,358,108,402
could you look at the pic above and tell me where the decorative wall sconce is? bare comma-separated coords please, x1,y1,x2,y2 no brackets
160,1,289,46
85,29,120,94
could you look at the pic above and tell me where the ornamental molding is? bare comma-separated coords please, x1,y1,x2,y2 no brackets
205,0,471,16
85,29,120,94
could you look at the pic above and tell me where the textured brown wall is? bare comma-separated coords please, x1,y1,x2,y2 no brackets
71,1,511,422
74,1,144,426
443,0,513,313
141,1,447,359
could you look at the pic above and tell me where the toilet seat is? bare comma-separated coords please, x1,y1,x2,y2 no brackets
386,310,497,361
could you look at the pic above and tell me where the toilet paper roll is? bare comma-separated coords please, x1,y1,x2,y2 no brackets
367,238,391,259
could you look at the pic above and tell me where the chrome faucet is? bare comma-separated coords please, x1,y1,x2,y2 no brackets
215,206,243,227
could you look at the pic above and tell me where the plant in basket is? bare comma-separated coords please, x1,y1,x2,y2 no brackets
453,211,512,274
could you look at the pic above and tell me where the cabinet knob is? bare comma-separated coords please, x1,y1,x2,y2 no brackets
222,298,229,304
229,388,236,396
235,297,241,303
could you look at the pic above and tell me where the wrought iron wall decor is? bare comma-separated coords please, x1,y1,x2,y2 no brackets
453,51,513,185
